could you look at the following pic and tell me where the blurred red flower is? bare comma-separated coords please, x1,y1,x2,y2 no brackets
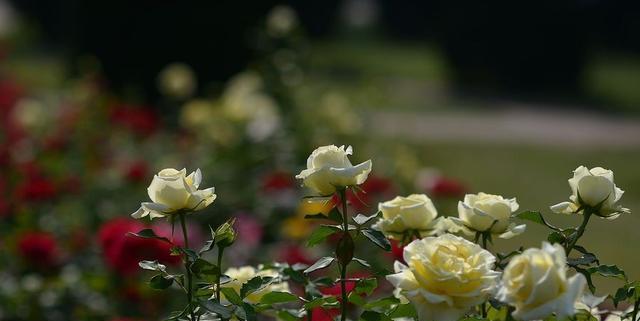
17,231,59,268
428,176,467,198
277,244,314,266
389,239,405,263
16,175,57,202
347,176,395,214
110,104,159,137
261,171,296,192
311,307,339,321
98,218,181,276
125,161,149,183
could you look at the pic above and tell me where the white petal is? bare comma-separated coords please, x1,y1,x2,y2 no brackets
499,223,526,239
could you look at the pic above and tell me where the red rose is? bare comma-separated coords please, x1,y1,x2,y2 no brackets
389,239,405,264
311,307,339,321
98,218,181,276
347,176,395,214
277,244,314,266
16,175,57,202
110,104,159,137
261,171,295,192
17,231,59,268
125,161,149,183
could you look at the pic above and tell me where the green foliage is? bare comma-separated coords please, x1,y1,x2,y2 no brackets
514,211,560,231
304,257,336,274
361,228,391,251
307,225,341,247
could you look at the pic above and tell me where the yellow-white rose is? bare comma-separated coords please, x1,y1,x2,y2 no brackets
373,194,439,239
497,242,586,321
295,145,372,196
157,62,196,99
221,266,290,304
131,168,216,220
452,193,525,239
551,166,629,219
386,234,499,321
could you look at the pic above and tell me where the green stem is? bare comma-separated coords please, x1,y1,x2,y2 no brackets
215,246,225,303
179,213,196,321
339,189,349,321
565,209,593,257
475,232,488,318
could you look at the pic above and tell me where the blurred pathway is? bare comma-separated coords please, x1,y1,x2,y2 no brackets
370,107,640,148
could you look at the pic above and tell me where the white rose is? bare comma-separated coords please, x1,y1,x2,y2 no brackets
295,145,372,196
131,168,216,220
157,62,196,99
373,194,439,239
452,193,525,239
497,242,586,321
551,166,629,219
221,266,290,304
386,234,499,321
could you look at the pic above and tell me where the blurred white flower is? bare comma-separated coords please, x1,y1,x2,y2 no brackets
157,62,197,99
221,266,290,304
266,5,298,37
373,194,440,239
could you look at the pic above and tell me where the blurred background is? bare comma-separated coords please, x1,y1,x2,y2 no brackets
0,0,639,320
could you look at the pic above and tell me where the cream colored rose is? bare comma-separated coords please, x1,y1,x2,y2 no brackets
131,168,216,220
450,192,525,239
386,234,499,321
373,194,439,239
221,266,290,304
295,145,372,196
551,166,629,219
157,62,196,99
497,242,586,321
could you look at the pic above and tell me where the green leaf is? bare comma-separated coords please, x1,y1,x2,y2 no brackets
388,304,417,319
349,292,366,306
190,258,218,275
363,296,400,310
568,253,598,267
307,225,341,247
128,229,172,243
303,257,335,274
149,274,173,290
198,300,233,319
359,311,393,321
235,303,257,321
139,260,167,272
354,278,378,296
515,211,560,231
171,246,198,261
353,213,378,226
278,310,303,321
220,287,243,305
547,231,566,244
352,257,371,268
260,291,299,304
361,228,391,251
303,296,339,310
613,286,630,307
588,265,627,281
240,276,273,298
305,208,343,223
164,306,190,321
199,240,215,254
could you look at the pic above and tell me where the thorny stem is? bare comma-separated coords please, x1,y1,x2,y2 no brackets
215,246,225,303
339,189,350,321
565,208,593,257
179,212,196,321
